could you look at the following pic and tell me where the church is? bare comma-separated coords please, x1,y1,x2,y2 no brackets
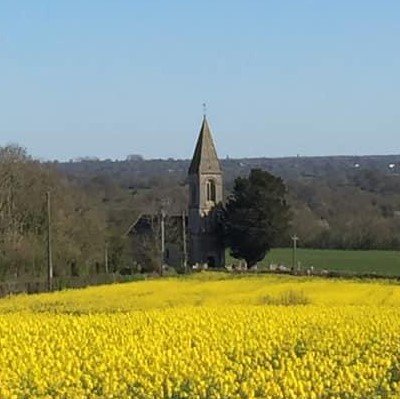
129,116,225,269
188,116,225,267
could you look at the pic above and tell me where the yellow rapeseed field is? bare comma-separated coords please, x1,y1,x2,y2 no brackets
1,273,400,398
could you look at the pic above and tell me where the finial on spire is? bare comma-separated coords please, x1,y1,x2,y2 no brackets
202,102,207,118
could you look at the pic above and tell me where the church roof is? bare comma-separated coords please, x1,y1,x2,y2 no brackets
188,116,222,175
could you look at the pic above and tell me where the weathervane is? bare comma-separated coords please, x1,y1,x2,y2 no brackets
202,102,207,117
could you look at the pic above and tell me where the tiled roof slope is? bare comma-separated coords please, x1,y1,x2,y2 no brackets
188,116,222,175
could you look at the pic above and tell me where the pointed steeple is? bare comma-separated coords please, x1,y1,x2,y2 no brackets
188,116,222,175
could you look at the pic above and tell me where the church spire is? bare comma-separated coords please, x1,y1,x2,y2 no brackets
188,116,222,175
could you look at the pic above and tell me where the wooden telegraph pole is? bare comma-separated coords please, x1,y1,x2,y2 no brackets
46,191,53,291
104,242,109,273
291,234,299,271
182,210,188,273
158,197,170,277
160,209,166,276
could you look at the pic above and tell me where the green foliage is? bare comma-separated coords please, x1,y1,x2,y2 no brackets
224,169,291,266
0,145,107,279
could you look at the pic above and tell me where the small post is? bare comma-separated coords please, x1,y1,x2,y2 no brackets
182,210,187,273
46,191,53,291
291,234,299,272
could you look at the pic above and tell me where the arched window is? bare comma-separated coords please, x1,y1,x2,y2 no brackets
206,179,216,202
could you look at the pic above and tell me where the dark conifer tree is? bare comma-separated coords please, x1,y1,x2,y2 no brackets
225,169,291,267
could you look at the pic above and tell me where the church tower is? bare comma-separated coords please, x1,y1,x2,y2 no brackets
188,116,225,267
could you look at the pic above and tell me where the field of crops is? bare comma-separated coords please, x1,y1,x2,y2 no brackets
1,273,400,398
231,248,400,276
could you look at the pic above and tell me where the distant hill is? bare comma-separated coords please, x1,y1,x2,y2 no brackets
57,154,400,187
55,154,400,251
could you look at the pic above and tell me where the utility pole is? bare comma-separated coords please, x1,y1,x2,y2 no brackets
160,209,166,276
158,197,170,277
46,191,53,291
291,234,299,272
104,242,109,273
182,210,187,273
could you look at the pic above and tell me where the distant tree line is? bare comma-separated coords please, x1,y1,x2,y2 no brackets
58,153,400,252
0,145,107,279
0,145,399,280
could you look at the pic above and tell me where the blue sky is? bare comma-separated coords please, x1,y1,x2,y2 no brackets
0,1,399,160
